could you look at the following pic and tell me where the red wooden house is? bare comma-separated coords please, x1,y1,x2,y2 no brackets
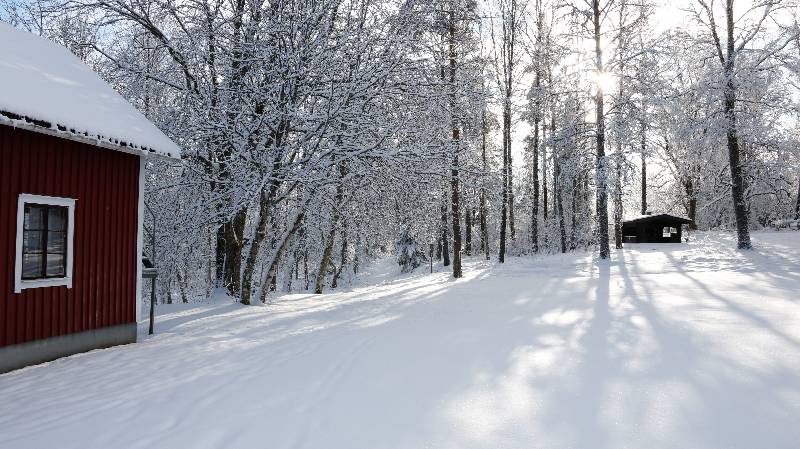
0,23,181,373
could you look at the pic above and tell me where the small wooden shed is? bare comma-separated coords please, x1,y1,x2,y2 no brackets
0,23,180,373
622,214,694,244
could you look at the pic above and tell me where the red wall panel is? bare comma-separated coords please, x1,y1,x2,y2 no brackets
0,125,140,348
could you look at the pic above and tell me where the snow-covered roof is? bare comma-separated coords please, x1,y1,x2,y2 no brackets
0,22,180,160
623,213,693,225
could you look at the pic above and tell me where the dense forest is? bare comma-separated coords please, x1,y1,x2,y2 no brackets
2,0,798,304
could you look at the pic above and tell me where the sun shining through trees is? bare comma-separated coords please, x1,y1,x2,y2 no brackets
592,70,617,96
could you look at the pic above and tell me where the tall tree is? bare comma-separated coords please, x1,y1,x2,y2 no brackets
693,0,799,248
447,1,463,279
491,0,522,263
527,0,546,253
592,0,611,259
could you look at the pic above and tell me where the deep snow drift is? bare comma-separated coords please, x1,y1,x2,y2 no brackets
1,232,799,449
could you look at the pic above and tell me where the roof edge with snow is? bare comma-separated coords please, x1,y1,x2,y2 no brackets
623,214,694,226
0,110,178,160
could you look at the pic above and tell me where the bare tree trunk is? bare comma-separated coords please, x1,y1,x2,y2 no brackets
499,99,510,263
215,225,226,286
613,48,625,250
480,110,490,260
259,207,308,304
795,176,800,220
614,150,623,249
449,10,463,279
303,249,309,290
531,106,540,253
685,178,698,229
530,0,543,254
331,228,347,289
451,154,463,278
555,151,567,253
241,184,275,304
542,119,548,221
641,131,647,215
593,0,610,259
268,259,278,292
722,1,751,249
441,192,451,266
316,177,344,294
289,253,299,293
508,138,515,241
550,107,557,219
640,100,648,215
216,209,246,297
177,270,189,304
315,218,336,294
353,237,360,276
465,207,472,256
549,97,565,253
570,176,579,249
207,232,214,298
498,0,518,263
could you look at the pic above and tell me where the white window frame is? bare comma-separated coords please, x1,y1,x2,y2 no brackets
14,194,76,293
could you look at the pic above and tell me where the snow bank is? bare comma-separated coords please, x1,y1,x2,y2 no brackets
1,232,799,448
0,22,180,159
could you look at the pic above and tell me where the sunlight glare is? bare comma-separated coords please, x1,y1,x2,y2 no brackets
592,71,617,95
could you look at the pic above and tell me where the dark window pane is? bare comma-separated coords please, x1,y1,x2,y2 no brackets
23,230,43,253
20,202,71,280
47,231,66,254
24,205,43,230
48,207,67,231
46,254,65,277
22,253,43,278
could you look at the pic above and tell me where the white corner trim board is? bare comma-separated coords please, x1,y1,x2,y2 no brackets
14,193,77,294
135,157,144,323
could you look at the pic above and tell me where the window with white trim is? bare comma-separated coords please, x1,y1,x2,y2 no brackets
15,194,76,293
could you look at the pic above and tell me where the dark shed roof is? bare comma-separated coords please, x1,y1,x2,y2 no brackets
623,214,694,227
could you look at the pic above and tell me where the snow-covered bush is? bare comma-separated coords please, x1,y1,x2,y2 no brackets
396,231,426,273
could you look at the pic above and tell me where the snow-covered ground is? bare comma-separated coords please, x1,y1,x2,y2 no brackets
2,231,800,449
